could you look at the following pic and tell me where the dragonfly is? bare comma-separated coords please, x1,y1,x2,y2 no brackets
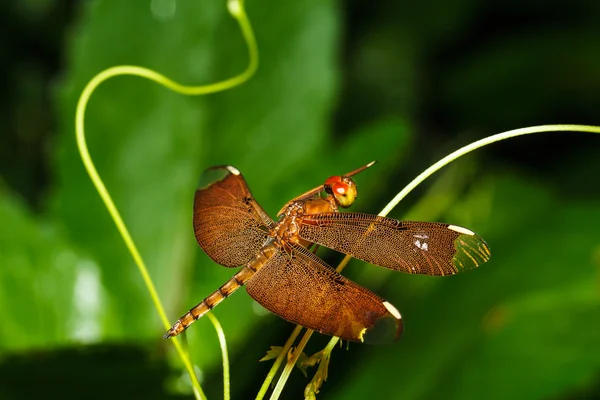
163,162,490,342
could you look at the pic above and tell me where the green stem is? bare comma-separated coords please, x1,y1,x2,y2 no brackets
379,124,600,217
255,325,304,400
270,329,315,400
264,124,600,396
74,1,258,398
207,313,230,400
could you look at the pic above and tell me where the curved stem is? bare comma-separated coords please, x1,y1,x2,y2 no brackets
74,1,258,398
207,313,230,400
265,124,600,396
379,124,600,217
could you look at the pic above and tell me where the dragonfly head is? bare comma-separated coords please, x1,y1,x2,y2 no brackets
324,176,358,208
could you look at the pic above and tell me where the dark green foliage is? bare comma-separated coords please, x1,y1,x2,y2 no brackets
0,0,598,399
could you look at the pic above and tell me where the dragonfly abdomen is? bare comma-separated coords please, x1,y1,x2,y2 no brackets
163,245,275,338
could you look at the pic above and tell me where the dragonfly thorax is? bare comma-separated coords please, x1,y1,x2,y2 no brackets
271,197,337,248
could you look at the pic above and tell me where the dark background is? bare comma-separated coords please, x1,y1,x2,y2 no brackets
1,0,599,399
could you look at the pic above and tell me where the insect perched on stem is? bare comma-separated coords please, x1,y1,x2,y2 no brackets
164,161,490,342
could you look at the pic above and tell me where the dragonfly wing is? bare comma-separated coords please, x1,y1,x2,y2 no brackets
299,213,490,276
246,242,402,342
194,166,274,267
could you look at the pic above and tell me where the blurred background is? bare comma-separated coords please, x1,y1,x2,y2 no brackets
1,0,599,399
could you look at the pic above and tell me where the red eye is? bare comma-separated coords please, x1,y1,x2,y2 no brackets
333,182,348,195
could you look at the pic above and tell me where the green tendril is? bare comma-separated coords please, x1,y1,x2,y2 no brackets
74,1,257,398
262,124,600,400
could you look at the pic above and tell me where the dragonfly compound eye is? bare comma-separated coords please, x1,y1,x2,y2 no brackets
333,179,357,208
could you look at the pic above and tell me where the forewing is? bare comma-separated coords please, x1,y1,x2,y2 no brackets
194,166,274,267
299,213,490,276
246,243,402,342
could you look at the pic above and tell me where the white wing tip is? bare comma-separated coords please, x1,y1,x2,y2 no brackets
448,225,475,235
383,301,402,320
226,166,241,175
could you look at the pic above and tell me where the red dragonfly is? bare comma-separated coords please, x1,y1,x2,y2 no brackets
164,162,490,342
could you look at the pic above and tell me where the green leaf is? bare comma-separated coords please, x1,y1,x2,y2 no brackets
260,346,284,362
0,190,91,350
51,0,342,372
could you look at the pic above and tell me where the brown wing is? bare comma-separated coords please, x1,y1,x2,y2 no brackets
246,242,402,342
298,213,491,276
194,166,274,267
